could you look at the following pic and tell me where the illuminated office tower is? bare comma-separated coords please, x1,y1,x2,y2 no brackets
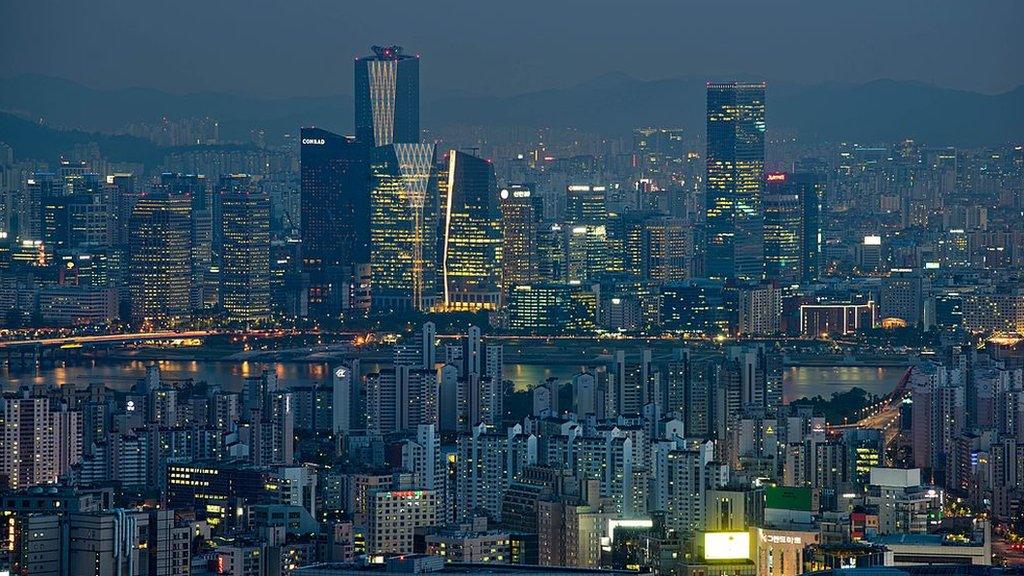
536,223,566,282
705,82,766,281
220,188,271,325
633,127,687,177
857,235,883,272
107,172,138,246
794,173,823,282
499,185,539,289
370,143,440,311
566,224,611,283
637,217,691,283
764,172,823,284
565,184,608,225
212,175,251,263
505,283,598,334
355,45,419,147
18,172,54,242
440,150,501,310
128,193,192,328
763,175,803,284
300,127,372,317
42,172,111,250
160,173,211,311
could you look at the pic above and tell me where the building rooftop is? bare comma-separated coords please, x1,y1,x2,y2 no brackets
295,557,651,576
359,45,416,61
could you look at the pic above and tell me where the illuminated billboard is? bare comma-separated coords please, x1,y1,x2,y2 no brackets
704,532,751,560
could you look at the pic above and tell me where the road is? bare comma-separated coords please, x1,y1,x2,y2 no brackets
0,330,217,349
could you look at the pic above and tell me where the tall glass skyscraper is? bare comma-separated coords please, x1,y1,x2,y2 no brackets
440,150,501,311
499,184,539,291
705,82,766,281
355,45,420,147
764,172,823,284
220,187,271,325
300,127,371,317
370,143,439,312
763,175,803,284
128,193,192,328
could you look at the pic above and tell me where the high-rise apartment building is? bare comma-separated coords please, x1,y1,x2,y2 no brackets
0,389,82,489
366,489,437,555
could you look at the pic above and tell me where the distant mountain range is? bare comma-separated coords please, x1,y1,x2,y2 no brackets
0,110,163,165
0,74,1021,162
0,74,352,145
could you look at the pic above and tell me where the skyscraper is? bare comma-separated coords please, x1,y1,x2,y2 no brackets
128,193,191,328
499,185,539,290
300,128,372,318
355,45,420,147
440,150,501,310
705,82,766,281
764,172,823,284
763,175,803,284
370,143,440,311
565,184,608,225
160,172,211,311
220,187,271,325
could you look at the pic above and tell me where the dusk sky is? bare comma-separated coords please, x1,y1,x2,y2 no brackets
1,0,1021,98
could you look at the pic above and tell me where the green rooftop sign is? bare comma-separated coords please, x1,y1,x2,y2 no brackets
765,486,813,511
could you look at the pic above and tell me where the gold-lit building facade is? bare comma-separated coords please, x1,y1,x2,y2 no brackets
440,149,501,311
220,188,271,325
370,143,440,312
128,193,191,328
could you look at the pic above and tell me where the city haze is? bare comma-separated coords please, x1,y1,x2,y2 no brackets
2,0,1022,98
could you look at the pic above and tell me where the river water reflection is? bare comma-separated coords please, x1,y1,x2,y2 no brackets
1,359,906,402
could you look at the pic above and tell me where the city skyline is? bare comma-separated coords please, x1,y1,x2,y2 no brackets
0,3,1022,575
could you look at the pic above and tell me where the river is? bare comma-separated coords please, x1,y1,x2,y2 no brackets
0,359,905,402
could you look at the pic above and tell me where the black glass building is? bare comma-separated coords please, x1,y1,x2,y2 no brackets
300,127,371,316
705,82,766,281
355,45,420,147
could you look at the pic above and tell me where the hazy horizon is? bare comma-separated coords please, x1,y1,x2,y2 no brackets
2,0,1021,99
